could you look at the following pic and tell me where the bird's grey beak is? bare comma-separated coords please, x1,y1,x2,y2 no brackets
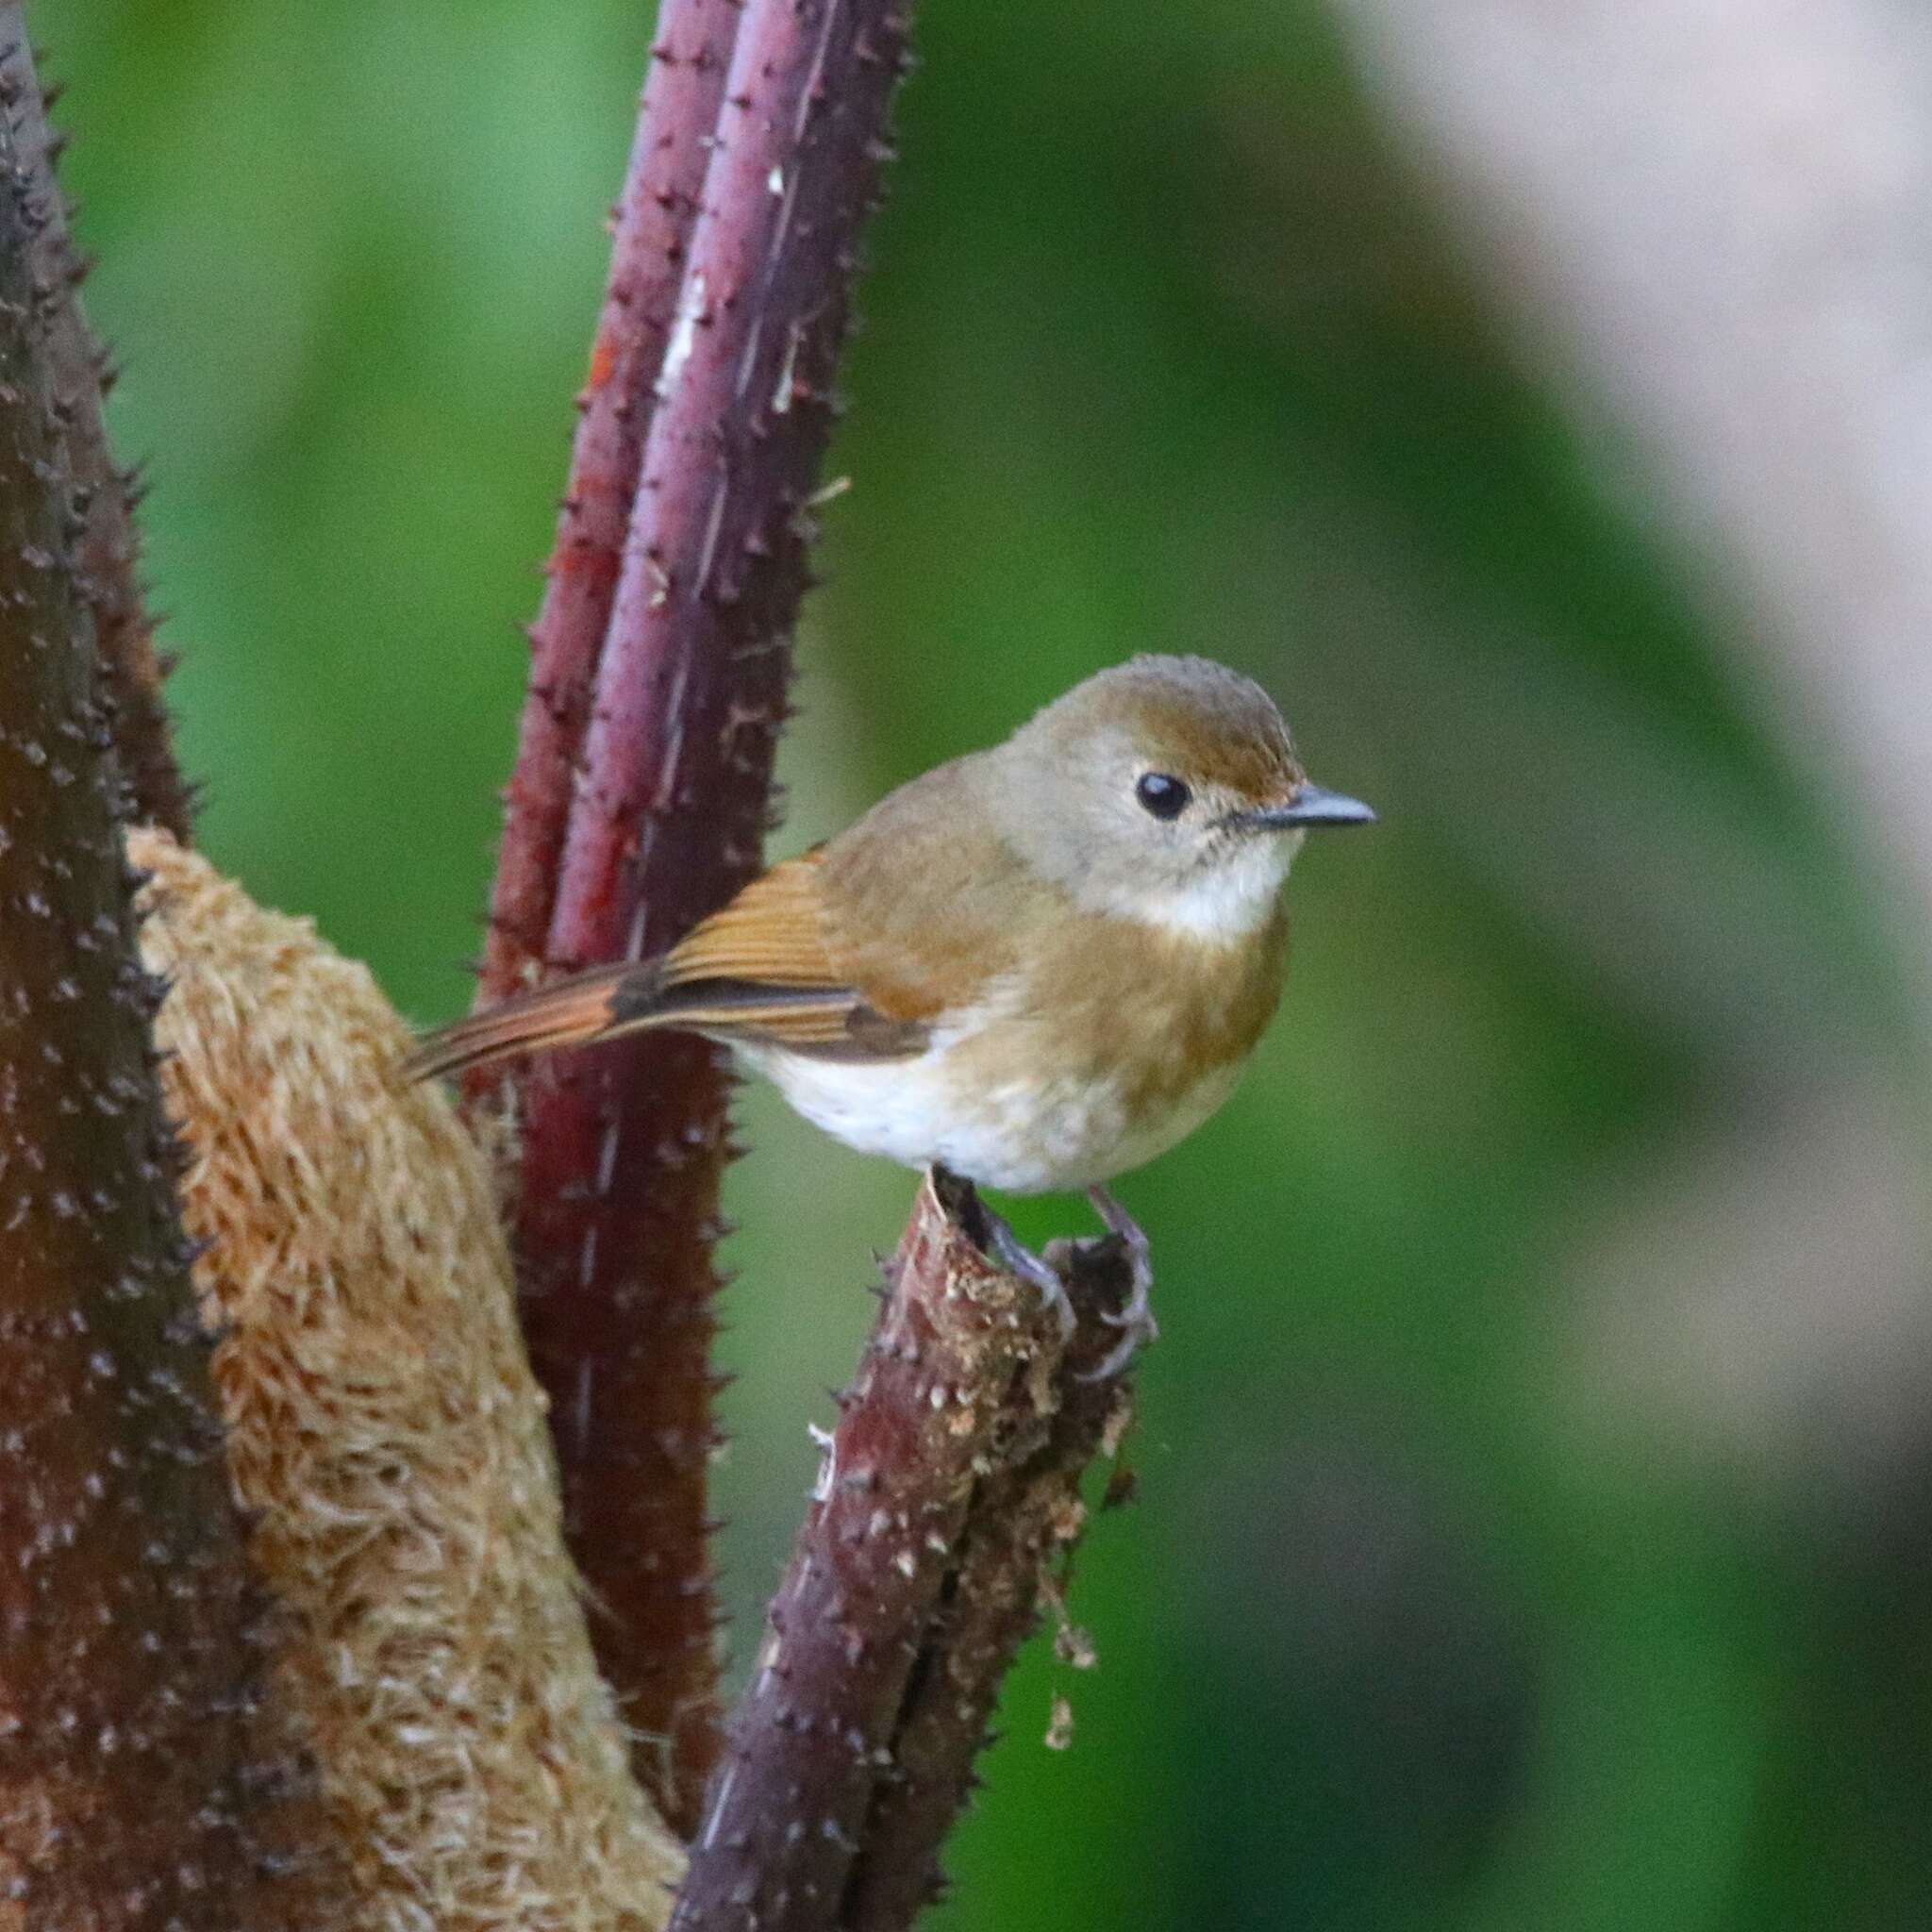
1236,783,1376,832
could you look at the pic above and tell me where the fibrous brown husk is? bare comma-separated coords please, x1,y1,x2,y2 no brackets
129,827,684,1931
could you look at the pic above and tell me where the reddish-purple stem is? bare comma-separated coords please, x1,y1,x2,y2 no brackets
841,1267,1134,1926
671,1175,1134,1932
545,0,911,960
481,0,915,1836
479,0,737,998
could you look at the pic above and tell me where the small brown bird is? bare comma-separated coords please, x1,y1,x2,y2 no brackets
410,655,1372,1368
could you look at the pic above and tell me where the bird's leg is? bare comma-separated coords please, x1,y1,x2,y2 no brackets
977,1199,1076,1340
1084,1184,1158,1377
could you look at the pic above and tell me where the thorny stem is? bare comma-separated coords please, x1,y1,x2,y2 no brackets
839,1243,1135,1927
478,0,736,1001
0,41,327,1926
671,1173,1136,1932
0,17,192,841
476,0,917,1838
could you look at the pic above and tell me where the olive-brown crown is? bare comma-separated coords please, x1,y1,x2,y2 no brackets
984,655,1308,926
1022,654,1302,803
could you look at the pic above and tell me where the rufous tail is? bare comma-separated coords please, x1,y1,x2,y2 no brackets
403,962,651,1082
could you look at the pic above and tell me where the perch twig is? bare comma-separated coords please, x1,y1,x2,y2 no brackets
674,1173,1135,1932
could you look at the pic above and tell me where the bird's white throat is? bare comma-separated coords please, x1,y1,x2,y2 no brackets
1091,829,1302,941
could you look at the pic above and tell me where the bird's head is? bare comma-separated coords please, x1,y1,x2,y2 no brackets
991,654,1374,939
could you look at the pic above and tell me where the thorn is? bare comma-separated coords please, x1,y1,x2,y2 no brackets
803,475,852,510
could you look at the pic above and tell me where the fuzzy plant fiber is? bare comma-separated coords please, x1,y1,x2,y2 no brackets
131,827,684,1931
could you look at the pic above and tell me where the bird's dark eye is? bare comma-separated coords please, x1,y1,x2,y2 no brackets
1135,772,1191,821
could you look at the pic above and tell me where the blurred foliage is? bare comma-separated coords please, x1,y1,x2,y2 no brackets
38,2,1932,1928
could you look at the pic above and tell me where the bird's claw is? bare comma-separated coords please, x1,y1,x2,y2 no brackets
983,1207,1077,1340
1083,1307,1158,1382
974,1185,1158,1370
1076,1185,1158,1379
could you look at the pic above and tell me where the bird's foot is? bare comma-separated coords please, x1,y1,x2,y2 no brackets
980,1203,1077,1341
1081,1185,1158,1378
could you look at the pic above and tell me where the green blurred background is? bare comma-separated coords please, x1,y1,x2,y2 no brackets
39,3,1932,1927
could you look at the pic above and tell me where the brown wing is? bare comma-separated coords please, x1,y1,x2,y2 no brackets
408,759,1050,1085
654,849,928,1058
406,851,930,1082
658,776,1052,1058
660,851,839,989
809,756,1041,1026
